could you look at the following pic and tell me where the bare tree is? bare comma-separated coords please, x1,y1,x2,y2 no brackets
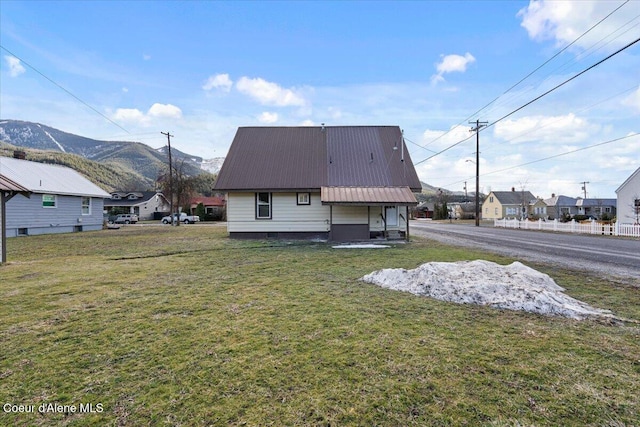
157,159,197,225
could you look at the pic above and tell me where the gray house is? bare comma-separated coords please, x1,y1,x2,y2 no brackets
213,126,422,241
0,156,110,237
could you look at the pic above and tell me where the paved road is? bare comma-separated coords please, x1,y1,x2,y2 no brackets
410,220,640,283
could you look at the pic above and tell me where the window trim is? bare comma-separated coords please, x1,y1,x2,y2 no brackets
81,197,91,215
42,194,57,208
296,192,310,205
255,192,272,219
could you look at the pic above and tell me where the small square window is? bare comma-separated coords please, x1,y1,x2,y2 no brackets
297,192,310,205
42,194,56,208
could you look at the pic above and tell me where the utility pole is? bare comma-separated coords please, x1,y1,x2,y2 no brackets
161,132,176,226
580,181,589,199
464,181,468,200
469,120,488,227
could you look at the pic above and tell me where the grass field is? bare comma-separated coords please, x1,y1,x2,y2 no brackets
1,225,639,426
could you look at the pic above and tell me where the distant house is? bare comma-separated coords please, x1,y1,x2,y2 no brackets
189,196,226,220
413,202,434,219
104,191,170,221
576,198,616,220
543,194,579,220
213,126,422,241
482,190,536,220
0,156,110,237
616,166,640,224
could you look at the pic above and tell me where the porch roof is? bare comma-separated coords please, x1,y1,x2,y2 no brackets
321,186,417,206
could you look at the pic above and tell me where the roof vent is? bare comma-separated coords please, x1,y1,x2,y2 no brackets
13,150,26,160
321,123,325,132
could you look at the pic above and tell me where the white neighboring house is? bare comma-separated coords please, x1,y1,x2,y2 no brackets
213,126,422,241
0,156,111,238
616,166,640,224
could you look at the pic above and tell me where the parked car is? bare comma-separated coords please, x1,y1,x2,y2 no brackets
113,214,138,224
161,213,201,224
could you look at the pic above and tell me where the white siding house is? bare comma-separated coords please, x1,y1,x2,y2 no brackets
214,126,422,241
0,156,111,237
616,166,640,224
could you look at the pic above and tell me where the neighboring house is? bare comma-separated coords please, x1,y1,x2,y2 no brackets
482,190,536,220
104,191,170,221
413,202,434,219
0,156,110,237
616,166,640,224
189,196,226,219
213,126,422,241
575,198,616,220
543,194,579,220
530,198,548,219
452,202,477,220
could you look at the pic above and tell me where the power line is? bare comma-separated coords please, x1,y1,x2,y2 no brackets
414,35,640,167
0,44,131,135
418,0,631,151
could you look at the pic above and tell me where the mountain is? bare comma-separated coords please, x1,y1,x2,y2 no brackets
0,119,223,186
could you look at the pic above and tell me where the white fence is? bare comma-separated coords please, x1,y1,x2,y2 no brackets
494,218,640,238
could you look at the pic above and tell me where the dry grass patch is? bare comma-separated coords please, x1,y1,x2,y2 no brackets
0,225,638,426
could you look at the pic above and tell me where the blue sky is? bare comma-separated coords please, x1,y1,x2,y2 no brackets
1,0,639,199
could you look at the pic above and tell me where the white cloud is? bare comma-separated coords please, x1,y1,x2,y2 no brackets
203,73,233,92
493,113,593,144
236,76,306,107
422,125,473,149
5,56,26,77
300,120,315,126
431,53,475,84
517,0,640,51
143,54,151,61
111,103,182,127
122,87,129,93
148,103,183,119
258,111,278,123
112,108,148,125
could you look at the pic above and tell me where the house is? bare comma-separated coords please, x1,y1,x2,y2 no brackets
213,126,422,241
451,202,477,220
0,156,110,237
616,166,640,224
413,202,434,219
104,191,170,221
482,190,536,220
543,194,579,220
1,171,31,263
575,198,616,220
189,196,226,220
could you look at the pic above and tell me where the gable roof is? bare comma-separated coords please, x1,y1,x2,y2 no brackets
489,191,536,205
104,191,165,207
0,156,110,198
214,126,422,192
616,166,640,194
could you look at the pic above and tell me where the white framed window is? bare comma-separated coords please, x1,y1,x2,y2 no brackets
297,192,310,205
256,192,272,219
82,197,91,215
42,194,56,208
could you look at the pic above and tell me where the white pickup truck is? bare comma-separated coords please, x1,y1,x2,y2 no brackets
161,213,201,224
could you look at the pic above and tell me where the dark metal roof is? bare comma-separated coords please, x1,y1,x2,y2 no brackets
214,126,422,192
321,186,417,205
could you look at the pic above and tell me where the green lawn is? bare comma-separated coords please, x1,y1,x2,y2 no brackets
1,226,638,426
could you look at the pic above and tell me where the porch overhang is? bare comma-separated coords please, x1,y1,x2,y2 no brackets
321,186,418,206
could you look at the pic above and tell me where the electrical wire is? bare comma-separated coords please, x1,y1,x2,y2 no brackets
418,0,632,151
0,44,131,135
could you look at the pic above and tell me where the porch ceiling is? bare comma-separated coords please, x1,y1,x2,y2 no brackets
321,186,417,206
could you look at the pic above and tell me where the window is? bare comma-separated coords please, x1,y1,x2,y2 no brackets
297,192,310,205
494,208,498,215
42,194,56,208
81,197,91,215
256,192,272,219
490,196,494,203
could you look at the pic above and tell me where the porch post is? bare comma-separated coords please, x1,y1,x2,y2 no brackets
329,205,333,241
1,192,5,264
406,205,410,241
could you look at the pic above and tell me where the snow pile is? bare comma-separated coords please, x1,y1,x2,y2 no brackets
360,260,614,320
